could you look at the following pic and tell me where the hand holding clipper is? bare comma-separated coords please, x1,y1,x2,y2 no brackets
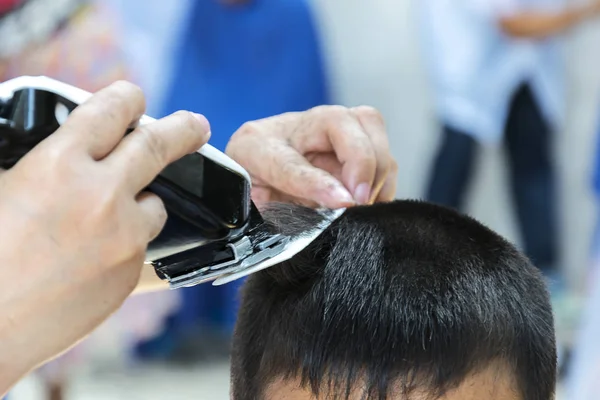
0,79,210,391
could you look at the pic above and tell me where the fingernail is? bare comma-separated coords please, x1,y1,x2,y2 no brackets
331,185,355,206
354,183,371,205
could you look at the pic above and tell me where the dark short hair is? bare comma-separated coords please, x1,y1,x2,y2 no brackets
231,201,556,400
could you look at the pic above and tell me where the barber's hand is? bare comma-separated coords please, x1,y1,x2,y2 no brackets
226,105,397,209
0,81,210,391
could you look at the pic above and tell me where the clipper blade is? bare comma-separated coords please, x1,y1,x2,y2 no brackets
212,208,345,286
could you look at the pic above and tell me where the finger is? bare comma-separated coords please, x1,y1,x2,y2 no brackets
259,142,355,208
375,160,398,202
136,191,168,242
251,186,321,210
56,81,146,159
297,107,377,205
350,106,392,203
306,152,343,179
106,111,210,193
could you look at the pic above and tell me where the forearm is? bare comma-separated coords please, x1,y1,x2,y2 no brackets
499,3,600,39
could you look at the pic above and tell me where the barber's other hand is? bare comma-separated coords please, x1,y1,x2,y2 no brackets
226,105,397,209
0,81,210,391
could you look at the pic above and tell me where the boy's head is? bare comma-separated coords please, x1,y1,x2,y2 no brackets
231,201,556,400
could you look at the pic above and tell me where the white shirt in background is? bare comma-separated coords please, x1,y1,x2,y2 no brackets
417,0,565,144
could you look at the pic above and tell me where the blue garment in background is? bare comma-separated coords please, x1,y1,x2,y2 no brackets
162,0,329,150
591,114,600,257
593,115,600,199
160,0,329,336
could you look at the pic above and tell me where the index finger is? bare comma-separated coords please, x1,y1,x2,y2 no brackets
105,111,211,193
256,140,356,208
56,81,146,160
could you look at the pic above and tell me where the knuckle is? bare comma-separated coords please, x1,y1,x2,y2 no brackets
110,80,144,98
237,120,261,137
116,83,145,112
102,81,145,115
319,106,355,134
317,105,348,119
353,105,383,122
171,111,209,152
227,121,262,156
172,110,199,133
225,132,254,166
137,125,168,166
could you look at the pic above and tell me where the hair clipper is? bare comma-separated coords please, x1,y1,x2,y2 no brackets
0,76,344,288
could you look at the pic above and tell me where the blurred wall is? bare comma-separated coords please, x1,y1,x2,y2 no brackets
312,0,600,287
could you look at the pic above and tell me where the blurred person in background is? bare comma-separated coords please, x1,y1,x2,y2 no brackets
0,1,180,399
419,0,600,348
108,0,332,364
567,113,600,399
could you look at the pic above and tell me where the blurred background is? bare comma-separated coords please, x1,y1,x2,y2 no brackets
2,0,600,398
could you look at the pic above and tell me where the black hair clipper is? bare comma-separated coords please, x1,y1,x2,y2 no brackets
0,76,344,288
